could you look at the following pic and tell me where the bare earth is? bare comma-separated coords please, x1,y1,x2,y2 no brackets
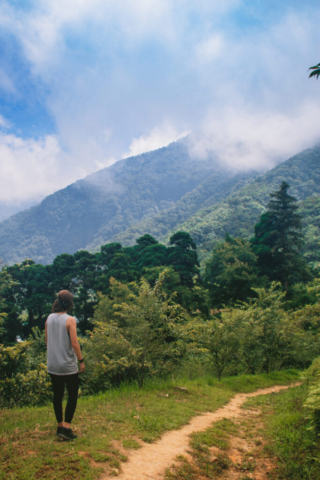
102,383,298,480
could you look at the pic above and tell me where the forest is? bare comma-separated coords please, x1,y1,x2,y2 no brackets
0,181,319,406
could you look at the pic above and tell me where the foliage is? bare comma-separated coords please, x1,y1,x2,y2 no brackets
0,230,205,340
167,145,320,263
168,231,199,287
204,235,261,307
251,181,312,288
83,271,186,392
235,284,305,374
309,63,320,79
0,329,51,408
303,357,320,433
176,283,319,381
243,385,320,480
0,266,14,341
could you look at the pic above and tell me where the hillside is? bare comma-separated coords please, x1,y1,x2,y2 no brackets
1,141,319,266
112,146,320,263
0,139,251,265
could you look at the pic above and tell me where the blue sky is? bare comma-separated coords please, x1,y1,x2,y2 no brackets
0,0,320,211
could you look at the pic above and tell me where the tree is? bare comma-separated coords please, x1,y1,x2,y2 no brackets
4,260,53,340
168,231,199,287
237,283,301,374
89,270,185,388
205,235,261,308
176,314,242,380
252,181,312,289
0,267,15,342
309,63,320,79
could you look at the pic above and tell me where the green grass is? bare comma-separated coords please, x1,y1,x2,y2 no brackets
0,370,300,480
243,384,320,480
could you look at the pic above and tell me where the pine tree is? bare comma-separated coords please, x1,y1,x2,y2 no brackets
252,181,312,289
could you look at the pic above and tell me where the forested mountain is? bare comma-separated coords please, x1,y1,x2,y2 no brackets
1,141,319,266
0,139,254,265
112,146,320,262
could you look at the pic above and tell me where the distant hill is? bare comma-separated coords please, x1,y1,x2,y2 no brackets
0,139,255,265
111,146,320,263
1,140,319,267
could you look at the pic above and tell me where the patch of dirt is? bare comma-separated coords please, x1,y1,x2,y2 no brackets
101,383,299,480
213,415,275,479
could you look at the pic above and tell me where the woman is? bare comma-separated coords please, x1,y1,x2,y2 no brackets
45,290,85,441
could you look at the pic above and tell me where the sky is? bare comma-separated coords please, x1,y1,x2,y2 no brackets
0,0,320,215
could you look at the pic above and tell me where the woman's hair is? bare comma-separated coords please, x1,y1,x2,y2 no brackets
52,290,74,313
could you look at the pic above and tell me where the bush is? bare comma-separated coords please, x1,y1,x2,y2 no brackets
0,341,52,408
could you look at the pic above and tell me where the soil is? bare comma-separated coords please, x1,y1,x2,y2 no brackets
101,383,298,480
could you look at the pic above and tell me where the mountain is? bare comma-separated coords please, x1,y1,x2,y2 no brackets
111,146,320,263
0,139,256,265
1,139,319,267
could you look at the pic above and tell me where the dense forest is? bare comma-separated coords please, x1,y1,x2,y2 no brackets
1,180,320,439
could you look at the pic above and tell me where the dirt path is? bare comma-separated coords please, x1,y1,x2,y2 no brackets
102,383,298,480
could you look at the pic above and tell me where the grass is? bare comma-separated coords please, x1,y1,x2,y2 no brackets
165,417,235,480
243,383,320,480
0,369,299,479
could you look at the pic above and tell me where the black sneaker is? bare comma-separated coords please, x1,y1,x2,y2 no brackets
56,427,63,436
57,427,77,441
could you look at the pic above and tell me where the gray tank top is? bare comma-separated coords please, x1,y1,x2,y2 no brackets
47,313,78,375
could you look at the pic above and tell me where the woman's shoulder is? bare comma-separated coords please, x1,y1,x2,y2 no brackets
66,315,76,324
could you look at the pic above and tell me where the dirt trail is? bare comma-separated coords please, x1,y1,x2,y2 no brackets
102,383,298,480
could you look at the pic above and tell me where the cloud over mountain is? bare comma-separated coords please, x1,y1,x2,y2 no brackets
0,0,319,207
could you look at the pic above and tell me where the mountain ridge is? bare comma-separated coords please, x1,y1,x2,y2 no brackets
1,142,319,266
110,146,320,262
0,139,240,265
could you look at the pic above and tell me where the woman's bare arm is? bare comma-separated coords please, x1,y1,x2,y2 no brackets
66,316,85,372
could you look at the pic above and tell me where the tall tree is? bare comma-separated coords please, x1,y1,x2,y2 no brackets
168,231,199,287
252,181,312,289
205,235,261,308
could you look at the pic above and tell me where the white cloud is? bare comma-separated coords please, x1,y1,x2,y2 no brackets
0,0,239,75
190,102,320,171
195,34,224,64
0,1,320,208
0,131,117,203
122,121,190,158
0,133,62,203
0,115,12,129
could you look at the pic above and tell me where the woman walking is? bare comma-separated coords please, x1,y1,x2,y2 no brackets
45,290,85,441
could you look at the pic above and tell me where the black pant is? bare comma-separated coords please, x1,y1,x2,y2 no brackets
49,373,79,424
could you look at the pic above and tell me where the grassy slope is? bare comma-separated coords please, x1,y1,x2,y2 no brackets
243,384,320,479
0,370,299,479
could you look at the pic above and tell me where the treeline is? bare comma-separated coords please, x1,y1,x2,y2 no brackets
1,181,320,408
0,230,202,343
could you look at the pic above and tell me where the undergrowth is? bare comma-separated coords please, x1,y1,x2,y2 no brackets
244,384,320,480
